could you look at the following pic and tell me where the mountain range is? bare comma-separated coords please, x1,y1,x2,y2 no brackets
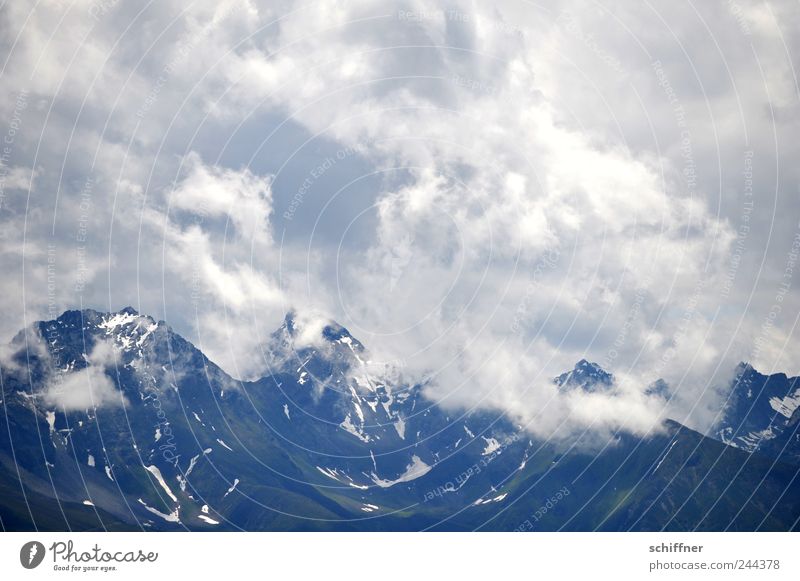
1,307,798,531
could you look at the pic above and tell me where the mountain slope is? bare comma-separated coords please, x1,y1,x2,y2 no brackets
713,362,800,464
1,308,798,531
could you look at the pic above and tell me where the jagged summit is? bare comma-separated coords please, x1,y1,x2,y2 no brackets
2,306,800,532
50,305,140,323
264,310,368,378
645,379,671,399
715,361,800,459
554,359,614,393
277,310,364,351
2,306,221,396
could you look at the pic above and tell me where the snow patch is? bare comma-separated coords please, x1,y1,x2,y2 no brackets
223,478,240,498
370,450,378,472
316,466,339,481
371,455,432,488
354,375,376,393
769,391,800,419
144,465,178,503
481,437,501,456
474,493,508,505
315,466,369,489
340,336,366,365
738,426,777,450
349,387,365,423
138,498,180,523
99,311,138,331
340,414,370,442
653,440,678,474
393,417,406,439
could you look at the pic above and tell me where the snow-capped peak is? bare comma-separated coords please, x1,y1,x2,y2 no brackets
554,359,614,393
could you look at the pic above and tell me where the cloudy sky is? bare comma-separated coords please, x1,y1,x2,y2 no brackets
0,0,798,438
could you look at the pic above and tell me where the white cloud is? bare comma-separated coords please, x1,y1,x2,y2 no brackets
169,152,274,244
0,166,38,193
44,341,127,411
201,0,740,437
0,0,798,441
136,154,286,378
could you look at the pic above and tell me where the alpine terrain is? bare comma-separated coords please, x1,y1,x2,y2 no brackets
1,308,798,531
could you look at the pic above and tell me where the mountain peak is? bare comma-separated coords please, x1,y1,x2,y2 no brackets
282,310,297,334
263,311,367,382
321,320,364,351
274,310,364,351
575,359,602,371
714,362,800,457
645,379,671,399
555,359,614,393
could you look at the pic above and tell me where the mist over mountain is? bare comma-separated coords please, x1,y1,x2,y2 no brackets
2,2,799,464
1,307,798,532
